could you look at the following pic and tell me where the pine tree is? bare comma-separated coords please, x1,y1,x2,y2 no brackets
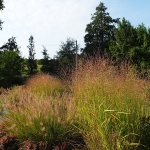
83,2,119,57
56,37,78,68
109,18,150,77
40,46,50,73
109,18,137,61
27,35,37,75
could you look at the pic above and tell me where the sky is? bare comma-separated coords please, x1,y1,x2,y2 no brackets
0,0,150,59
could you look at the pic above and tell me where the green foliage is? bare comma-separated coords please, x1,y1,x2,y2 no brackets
0,37,19,52
1,75,83,149
109,18,137,60
0,37,24,87
83,2,119,57
1,60,150,149
40,46,51,73
27,35,37,75
0,0,4,10
134,24,150,66
109,18,150,75
40,46,61,75
56,37,78,69
0,51,24,86
0,51,23,77
40,58,60,76
0,0,4,30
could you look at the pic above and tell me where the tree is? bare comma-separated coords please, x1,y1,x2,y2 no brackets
56,37,79,68
109,18,137,61
83,2,119,57
0,0,4,30
27,35,37,75
132,24,150,73
109,18,150,76
0,37,24,87
40,46,50,73
0,37,19,52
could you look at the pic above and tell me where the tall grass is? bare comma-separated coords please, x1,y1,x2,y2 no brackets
0,74,82,149
0,59,150,149
25,73,65,97
71,59,150,150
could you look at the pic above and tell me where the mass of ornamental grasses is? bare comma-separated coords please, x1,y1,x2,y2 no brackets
0,58,150,149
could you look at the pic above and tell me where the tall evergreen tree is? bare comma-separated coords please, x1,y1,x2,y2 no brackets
27,35,37,75
132,24,150,72
56,37,79,68
109,18,137,61
109,18,150,76
83,2,119,57
40,46,50,73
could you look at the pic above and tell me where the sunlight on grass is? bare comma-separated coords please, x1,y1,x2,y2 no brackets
25,73,65,96
71,59,150,150
1,60,150,149
0,78,82,149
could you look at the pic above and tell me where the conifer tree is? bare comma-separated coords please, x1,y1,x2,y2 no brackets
56,37,78,68
109,18,137,61
109,18,150,76
40,46,50,73
83,2,119,57
27,35,37,75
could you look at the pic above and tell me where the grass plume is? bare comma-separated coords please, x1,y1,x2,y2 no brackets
0,59,150,149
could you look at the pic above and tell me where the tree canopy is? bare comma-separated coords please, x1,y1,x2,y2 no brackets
1,1,150,87
83,2,119,57
109,18,150,75
56,37,79,68
40,46,51,73
0,37,24,87
0,37,19,52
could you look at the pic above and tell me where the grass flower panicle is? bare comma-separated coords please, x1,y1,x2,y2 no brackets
0,59,150,149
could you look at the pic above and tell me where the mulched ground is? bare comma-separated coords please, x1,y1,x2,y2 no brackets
0,135,18,150
0,135,87,150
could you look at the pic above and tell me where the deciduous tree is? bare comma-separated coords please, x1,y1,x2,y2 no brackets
0,37,24,87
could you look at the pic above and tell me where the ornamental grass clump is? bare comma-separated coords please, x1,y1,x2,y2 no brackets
25,73,65,97
71,58,150,150
1,59,150,149
0,74,83,149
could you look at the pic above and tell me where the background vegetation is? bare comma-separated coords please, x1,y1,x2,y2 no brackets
1,1,150,149
1,2,150,87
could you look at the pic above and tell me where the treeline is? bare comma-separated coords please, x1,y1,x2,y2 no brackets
1,1,150,87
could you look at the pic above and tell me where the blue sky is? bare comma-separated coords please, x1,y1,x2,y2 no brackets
0,0,150,59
